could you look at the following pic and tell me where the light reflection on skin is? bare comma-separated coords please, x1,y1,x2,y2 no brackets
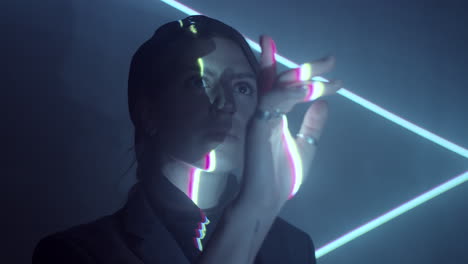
298,63,312,81
299,63,325,102
281,116,303,199
305,81,325,102
188,150,216,205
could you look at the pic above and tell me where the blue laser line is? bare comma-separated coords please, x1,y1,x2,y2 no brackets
161,0,201,15
160,0,468,159
335,89,468,158
315,170,468,258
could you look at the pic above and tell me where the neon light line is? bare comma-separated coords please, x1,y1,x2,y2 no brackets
159,0,468,159
336,89,468,158
315,170,468,258
161,0,201,16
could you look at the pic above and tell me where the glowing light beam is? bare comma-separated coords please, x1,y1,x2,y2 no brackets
315,170,468,258
161,0,201,16
336,89,468,158
159,0,468,159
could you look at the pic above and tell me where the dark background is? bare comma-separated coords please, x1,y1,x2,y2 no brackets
2,0,467,263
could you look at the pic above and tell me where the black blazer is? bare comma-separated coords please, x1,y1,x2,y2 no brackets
33,180,316,264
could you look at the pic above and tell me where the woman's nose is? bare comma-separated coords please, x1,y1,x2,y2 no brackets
212,88,236,114
209,68,237,115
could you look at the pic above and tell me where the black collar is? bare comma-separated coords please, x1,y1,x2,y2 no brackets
122,184,191,263
122,172,240,263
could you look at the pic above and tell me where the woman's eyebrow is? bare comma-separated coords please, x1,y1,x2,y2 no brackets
234,72,256,80
187,66,255,80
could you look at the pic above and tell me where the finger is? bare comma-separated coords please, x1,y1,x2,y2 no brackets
259,35,277,95
296,100,329,179
277,79,342,101
258,79,340,116
276,55,336,84
302,80,342,102
299,100,328,142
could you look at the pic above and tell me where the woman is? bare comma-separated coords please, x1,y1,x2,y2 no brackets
33,15,341,264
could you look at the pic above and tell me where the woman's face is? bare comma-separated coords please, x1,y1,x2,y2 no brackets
155,37,258,173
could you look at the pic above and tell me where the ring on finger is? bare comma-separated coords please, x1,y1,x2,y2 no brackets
296,133,319,146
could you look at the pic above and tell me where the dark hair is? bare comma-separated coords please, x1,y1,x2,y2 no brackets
127,15,259,182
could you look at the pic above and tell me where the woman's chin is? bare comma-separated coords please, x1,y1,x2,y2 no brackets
203,133,240,147
207,158,238,173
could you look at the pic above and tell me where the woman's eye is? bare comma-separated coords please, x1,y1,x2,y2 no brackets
187,76,211,90
234,82,254,95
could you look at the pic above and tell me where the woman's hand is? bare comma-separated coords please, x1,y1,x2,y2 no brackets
236,35,342,213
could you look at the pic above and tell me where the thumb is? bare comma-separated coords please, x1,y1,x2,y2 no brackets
296,100,329,179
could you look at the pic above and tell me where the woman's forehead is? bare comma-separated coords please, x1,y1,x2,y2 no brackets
175,37,253,73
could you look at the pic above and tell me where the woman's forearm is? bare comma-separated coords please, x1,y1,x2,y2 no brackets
197,201,279,264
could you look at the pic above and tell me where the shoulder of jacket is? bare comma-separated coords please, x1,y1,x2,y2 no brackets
33,229,98,263
273,216,311,239
273,217,316,256
33,211,126,263
258,216,316,263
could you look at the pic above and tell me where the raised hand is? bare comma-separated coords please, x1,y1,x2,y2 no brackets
237,35,341,213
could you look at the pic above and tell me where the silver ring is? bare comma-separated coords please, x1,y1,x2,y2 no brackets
296,133,319,146
254,108,285,121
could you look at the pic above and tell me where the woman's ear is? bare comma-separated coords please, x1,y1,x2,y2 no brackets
140,99,159,137
145,122,158,137
144,115,159,137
